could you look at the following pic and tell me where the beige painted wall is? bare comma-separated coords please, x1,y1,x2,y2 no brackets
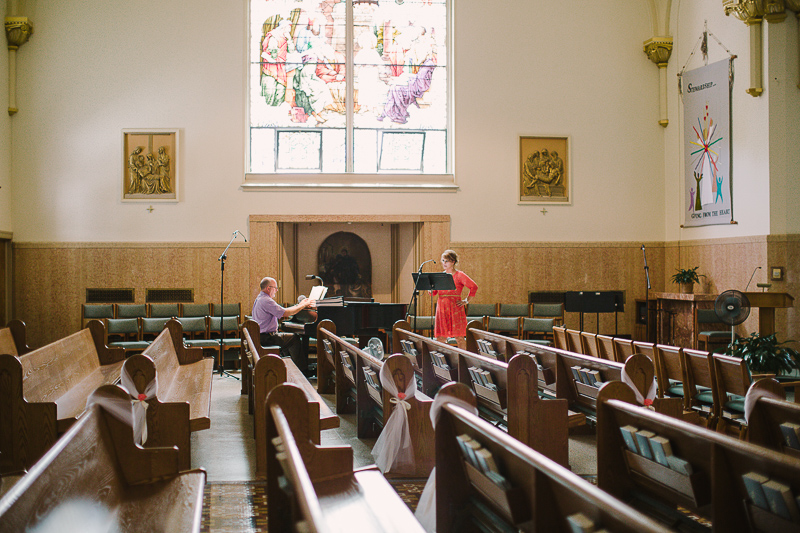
0,3,10,233
7,0,665,244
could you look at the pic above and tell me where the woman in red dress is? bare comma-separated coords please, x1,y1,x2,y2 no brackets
431,249,478,349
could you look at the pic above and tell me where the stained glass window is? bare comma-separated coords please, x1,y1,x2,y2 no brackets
248,0,450,179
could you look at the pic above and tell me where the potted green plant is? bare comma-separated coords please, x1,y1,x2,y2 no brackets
671,266,702,294
725,332,800,377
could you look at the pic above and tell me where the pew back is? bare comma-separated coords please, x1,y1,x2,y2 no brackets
597,381,800,531
436,390,669,533
0,388,205,533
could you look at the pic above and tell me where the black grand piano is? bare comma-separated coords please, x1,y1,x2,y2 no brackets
281,297,407,374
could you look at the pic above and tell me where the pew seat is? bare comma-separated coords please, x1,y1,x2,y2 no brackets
0,324,125,474
140,319,214,431
240,319,339,479
266,382,427,533
0,387,205,533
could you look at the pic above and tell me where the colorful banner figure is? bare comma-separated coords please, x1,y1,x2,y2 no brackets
682,59,732,227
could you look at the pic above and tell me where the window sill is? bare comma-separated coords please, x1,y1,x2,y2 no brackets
242,173,458,192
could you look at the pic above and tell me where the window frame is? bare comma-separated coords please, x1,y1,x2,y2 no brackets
243,0,456,192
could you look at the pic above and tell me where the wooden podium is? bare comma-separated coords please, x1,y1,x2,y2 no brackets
743,292,794,336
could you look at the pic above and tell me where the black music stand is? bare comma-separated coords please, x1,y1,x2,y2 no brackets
565,291,623,334
408,272,456,335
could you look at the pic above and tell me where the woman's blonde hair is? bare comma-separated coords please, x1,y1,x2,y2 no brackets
442,249,459,264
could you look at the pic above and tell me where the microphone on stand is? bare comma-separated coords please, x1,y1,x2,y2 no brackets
418,259,436,272
233,230,247,242
745,266,761,291
305,274,324,285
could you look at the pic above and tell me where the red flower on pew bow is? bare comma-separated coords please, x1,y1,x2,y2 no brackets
643,398,653,407
137,393,147,401
397,392,406,400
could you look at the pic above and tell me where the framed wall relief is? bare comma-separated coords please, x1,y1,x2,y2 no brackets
519,135,570,205
122,129,179,202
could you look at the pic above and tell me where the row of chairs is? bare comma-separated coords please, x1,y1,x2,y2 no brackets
408,302,565,340
553,326,642,363
554,325,796,438
407,315,556,342
81,302,242,328
97,314,242,369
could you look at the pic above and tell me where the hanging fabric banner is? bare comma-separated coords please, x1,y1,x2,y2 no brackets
682,59,732,227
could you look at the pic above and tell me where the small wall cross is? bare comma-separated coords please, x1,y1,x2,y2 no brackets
147,205,154,213
541,208,548,215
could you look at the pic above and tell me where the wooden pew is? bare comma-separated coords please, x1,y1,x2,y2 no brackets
467,327,683,423
597,380,800,532
0,325,125,474
746,378,800,458
398,326,573,467
265,382,432,533
682,347,717,428
139,319,214,431
322,327,436,477
239,319,280,408
316,318,337,394
0,385,206,533
121,354,193,471
0,320,31,356
435,383,670,533
240,319,339,479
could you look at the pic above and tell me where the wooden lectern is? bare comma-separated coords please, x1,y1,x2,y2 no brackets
743,292,794,336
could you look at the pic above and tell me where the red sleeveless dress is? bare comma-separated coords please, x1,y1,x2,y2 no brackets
432,270,478,337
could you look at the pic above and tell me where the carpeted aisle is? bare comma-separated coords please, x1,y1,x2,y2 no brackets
200,479,427,532
201,482,267,533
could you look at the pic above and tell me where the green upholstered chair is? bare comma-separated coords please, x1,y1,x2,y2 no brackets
211,303,241,318
521,317,553,345
407,316,434,335
181,303,211,318
209,315,242,370
81,304,115,328
532,302,564,327
116,304,147,319
487,316,521,338
696,308,731,353
176,317,220,361
141,317,170,341
498,303,531,317
465,302,496,327
106,318,150,354
148,303,180,318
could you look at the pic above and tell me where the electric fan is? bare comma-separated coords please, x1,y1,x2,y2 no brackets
367,337,385,360
714,290,751,344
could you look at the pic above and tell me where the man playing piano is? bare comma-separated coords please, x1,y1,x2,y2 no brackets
252,277,317,369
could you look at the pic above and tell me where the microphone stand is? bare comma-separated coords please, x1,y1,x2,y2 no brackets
217,232,242,379
641,245,652,342
406,260,434,335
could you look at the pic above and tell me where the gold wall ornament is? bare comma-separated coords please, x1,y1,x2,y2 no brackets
783,0,800,89
5,16,33,116
643,36,673,127
723,0,766,96
122,130,179,202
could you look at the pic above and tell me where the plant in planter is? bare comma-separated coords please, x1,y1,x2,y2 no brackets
670,266,702,294
725,332,800,376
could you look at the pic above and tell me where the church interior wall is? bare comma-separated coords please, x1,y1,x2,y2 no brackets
4,1,799,347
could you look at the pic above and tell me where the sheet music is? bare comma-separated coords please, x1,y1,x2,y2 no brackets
309,285,328,301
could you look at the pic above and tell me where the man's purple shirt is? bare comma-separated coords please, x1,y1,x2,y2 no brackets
252,291,286,334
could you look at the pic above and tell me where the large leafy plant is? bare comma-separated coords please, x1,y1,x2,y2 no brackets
725,332,800,375
670,266,701,284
